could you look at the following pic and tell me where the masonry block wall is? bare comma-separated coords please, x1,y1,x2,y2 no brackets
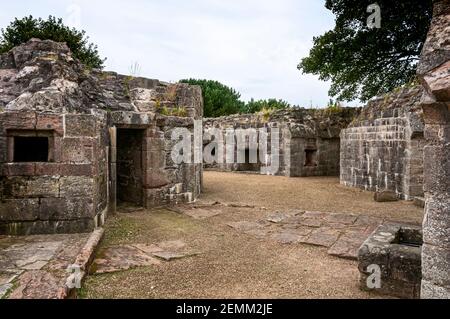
203,108,357,177
417,0,450,299
0,111,108,235
340,86,425,200
0,38,203,235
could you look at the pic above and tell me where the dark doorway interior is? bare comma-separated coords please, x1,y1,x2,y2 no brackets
237,148,260,171
14,136,49,162
117,128,145,205
304,149,317,167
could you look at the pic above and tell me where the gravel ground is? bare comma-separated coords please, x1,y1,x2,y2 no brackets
200,171,423,223
81,172,423,299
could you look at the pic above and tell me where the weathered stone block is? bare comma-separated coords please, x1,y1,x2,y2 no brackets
36,114,63,136
423,196,450,247
2,176,59,198
0,198,39,221
39,197,94,220
422,60,450,101
59,176,94,197
422,102,450,124
0,136,7,162
64,114,96,137
143,168,169,188
61,137,95,163
34,163,60,176
423,145,450,194
421,279,450,299
358,223,422,298
0,218,95,235
145,150,165,169
1,163,35,176
374,190,398,202
59,164,93,176
0,112,36,134
422,244,450,287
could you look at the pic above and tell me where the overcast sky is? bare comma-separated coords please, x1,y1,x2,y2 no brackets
0,0,344,107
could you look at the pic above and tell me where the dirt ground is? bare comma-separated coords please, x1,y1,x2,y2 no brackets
81,172,423,299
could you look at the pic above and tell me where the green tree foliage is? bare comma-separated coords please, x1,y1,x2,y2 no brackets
0,15,105,69
241,98,290,114
298,0,433,102
180,79,244,117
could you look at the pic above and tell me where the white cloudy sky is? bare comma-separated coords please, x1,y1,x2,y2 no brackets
0,0,343,107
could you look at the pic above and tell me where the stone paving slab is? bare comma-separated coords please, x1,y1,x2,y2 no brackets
223,210,400,261
92,240,197,274
0,229,103,299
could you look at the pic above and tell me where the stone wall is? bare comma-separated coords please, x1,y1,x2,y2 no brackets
417,0,450,299
0,39,203,235
203,108,357,177
0,111,108,235
340,86,425,200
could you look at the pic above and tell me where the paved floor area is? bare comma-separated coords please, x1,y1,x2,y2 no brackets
81,172,423,299
0,232,94,299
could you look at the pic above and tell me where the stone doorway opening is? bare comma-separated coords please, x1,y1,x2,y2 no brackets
116,128,145,206
237,148,260,172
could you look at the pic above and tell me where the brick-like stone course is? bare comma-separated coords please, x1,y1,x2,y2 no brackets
340,86,425,200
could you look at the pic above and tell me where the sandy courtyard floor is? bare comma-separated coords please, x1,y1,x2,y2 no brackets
81,172,423,299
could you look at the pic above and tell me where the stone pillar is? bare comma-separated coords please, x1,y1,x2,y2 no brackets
417,0,450,299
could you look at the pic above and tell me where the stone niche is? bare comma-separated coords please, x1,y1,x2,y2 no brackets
358,223,422,299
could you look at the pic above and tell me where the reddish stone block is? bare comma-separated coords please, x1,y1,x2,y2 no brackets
35,163,61,176
422,102,450,124
36,114,63,136
60,164,93,176
144,150,165,169
64,114,97,137
0,198,40,221
0,136,7,162
61,137,95,163
1,163,36,176
143,168,169,188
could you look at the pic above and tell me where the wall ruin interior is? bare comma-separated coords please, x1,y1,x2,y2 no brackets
0,38,203,235
203,108,357,177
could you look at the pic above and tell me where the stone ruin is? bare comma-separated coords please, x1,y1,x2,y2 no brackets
0,0,448,299
340,86,425,200
0,38,203,235
203,107,358,177
416,0,449,299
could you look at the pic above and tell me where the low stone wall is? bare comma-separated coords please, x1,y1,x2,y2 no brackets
203,108,357,177
340,86,425,200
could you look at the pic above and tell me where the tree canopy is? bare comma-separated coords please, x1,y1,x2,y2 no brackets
180,79,291,117
298,0,433,102
180,79,244,117
0,15,105,69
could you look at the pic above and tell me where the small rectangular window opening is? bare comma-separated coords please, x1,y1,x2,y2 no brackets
13,136,49,162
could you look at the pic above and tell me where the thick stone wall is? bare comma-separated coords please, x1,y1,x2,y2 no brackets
0,111,107,235
340,86,425,200
417,0,450,299
0,39,203,235
203,108,357,177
